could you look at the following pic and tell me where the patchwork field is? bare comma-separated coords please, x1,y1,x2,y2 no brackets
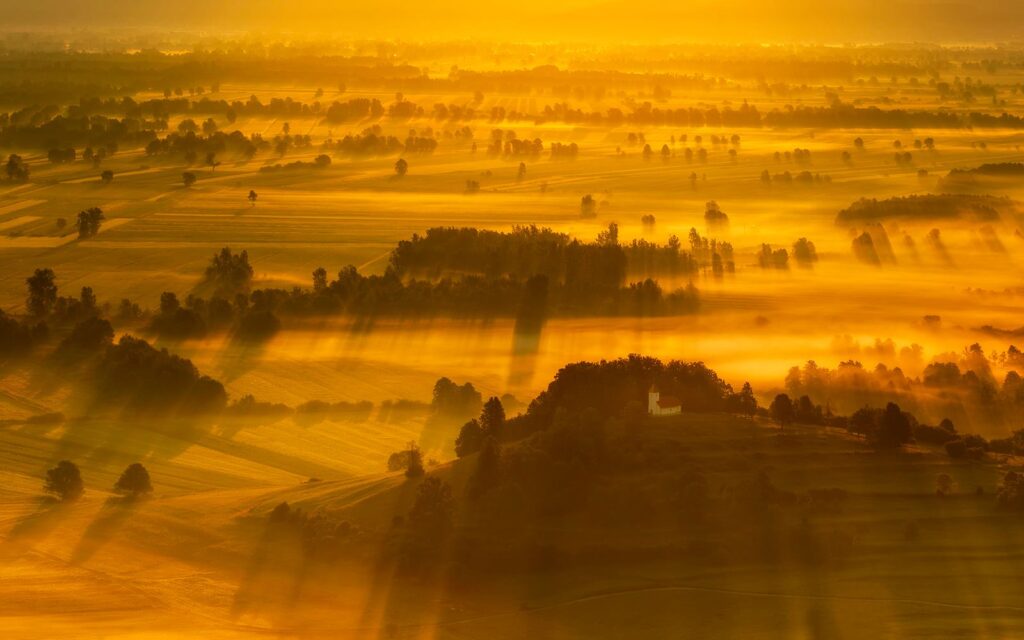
3,34,1024,638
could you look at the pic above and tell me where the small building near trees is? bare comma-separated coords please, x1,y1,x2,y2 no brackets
648,384,681,416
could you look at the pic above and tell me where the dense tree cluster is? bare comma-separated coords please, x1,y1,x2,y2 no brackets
0,309,47,358
203,248,254,295
258,155,332,173
76,207,105,239
783,345,1024,435
758,244,790,269
761,170,832,186
495,355,753,442
144,130,260,161
324,98,385,123
94,335,227,415
4,154,30,182
939,163,1024,191
836,194,1009,224
390,225,697,287
0,114,156,152
267,501,360,560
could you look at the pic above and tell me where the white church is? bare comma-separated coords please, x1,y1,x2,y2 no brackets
648,384,681,416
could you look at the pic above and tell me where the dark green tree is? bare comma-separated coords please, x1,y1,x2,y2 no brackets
26,268,58,317
405,443,425,478
769,393,795,428
45,460,83,502
480,397,506,437
114,463,153,498
455,419,484,458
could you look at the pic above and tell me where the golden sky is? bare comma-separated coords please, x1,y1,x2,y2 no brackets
4,0,1024,43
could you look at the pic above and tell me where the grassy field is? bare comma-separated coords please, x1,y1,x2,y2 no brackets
3,49,1024,637
1,409,1022,638
2,107,1023,407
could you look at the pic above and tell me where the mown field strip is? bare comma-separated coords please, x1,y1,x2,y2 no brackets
0,216,41,232
60,168,165,185
0,200,46,217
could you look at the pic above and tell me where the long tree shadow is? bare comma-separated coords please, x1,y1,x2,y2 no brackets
212,335,271,387
2,496,70,555
69,496,138,564
231,521,307,623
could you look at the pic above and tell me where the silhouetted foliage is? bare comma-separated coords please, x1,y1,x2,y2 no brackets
26,268,58,317
405,444,425,478
455,419,484,458
836,194,1010,224
94,335,227,414
770,394,795,427
0,309,47,357
45,460,83,502
204,248,253,295
56,316,113,357
113,463,152,497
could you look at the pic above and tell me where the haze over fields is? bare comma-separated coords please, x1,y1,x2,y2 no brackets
3,3,1024,639
5,0,1024,41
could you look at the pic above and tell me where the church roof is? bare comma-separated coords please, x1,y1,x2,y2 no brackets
657,395,681,409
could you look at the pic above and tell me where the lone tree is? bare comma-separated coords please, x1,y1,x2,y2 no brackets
26,268,58,317
737,382,758,417
113,463,153,498
182,172,197,187
247,190,258,206
5,154,29,182
77,207,105,239
580,194,597,217
312,267,328,292
394,158,408,177
874,402,913,449
480,396,505,437
405,443,425,478
770,393,795,428
45,460,83,502
100,170,113,184
455,418,484,458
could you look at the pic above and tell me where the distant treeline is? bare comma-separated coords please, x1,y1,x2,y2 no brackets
254,266,700,319
0,112,159,151
94,335,227,415
535,101,1024,129
390,225,697,284
236,225,702,318
321,125,442,157
144,130,262,161
835,194,1015,224
454,353,1013,466
783,347,1024,437
939,163,1024,191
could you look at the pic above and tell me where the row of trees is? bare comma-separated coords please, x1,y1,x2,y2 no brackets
45,460,152,502
389,225,698,289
